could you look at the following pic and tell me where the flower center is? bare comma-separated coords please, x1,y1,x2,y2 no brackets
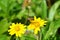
31,22,40,27
15,26,20,31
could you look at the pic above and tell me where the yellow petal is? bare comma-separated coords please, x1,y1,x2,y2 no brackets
34,27,40,34
34,16,37,20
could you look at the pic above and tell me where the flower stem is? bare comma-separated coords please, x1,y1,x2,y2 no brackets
37,31,41,40
38,32,40,40
40,32,41,40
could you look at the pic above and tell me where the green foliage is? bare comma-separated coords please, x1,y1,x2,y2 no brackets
0,0,60,40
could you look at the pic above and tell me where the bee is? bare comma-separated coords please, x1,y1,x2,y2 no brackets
28,17,34,21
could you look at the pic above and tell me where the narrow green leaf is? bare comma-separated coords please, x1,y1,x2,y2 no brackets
43,20,60,40
48,1,60,21
41,0,47,18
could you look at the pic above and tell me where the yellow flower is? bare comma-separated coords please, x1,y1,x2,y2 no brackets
8,23,26,37
28,16,47,34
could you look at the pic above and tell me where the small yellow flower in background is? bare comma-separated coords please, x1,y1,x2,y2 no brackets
8,23,26,37
28,16,47,34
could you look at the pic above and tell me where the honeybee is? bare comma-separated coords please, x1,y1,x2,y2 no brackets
28,17,34,21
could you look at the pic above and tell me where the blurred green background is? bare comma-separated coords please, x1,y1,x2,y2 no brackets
0,0,60,40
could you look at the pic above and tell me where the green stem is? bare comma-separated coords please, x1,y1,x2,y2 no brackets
40,32,41,40
37,31,42,40
24,6,30,24
38,32,40,40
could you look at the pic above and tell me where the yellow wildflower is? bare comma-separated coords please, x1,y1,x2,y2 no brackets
8,23,26,37
28,16,47,34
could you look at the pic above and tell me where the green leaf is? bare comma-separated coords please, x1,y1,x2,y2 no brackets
0,19,10,34
16,37,19,40
17,9,28,19
43,20,60,40
17,0,23,4
20,36,26,40
20,33,36,40
0,19,11,40
41,0,47,18
8,0,17,11
29,10,35,16
48,1,60,21
35,6,42,16
0,0,8,13
0,35,11,40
